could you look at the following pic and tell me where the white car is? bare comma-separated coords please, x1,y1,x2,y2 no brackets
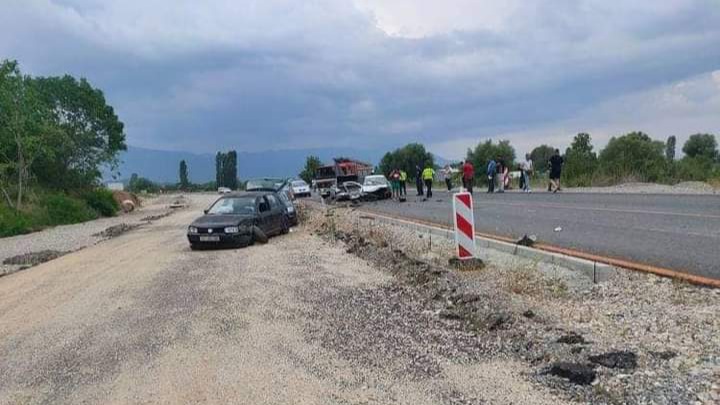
290,180,311,198
217,187,232,194
362,175,391,199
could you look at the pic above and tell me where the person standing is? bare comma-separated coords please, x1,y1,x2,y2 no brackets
389,169,401,200
549,149,564,193
415,165,424,196
495,156,505,193
422,165,435,199
521,153,533,193
399,169,408,197
462,160,475,193
486,158,497,193
442,165,453,191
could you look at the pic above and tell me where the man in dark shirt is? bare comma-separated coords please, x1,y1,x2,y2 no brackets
549,149,564,193
415,165,424,196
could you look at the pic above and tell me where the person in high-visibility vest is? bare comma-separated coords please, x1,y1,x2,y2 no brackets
399,170,408,197
421,166,435,199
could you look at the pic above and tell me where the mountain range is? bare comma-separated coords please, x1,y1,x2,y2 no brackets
108,146,404,184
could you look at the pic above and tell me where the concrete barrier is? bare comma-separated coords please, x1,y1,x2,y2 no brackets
362,211,618,283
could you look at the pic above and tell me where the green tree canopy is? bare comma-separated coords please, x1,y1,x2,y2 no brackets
179,160,189,190
682,133,718,161
466,139,515,172
665,136,676,161
598,131,667,182
563,133,597,186
379,143,434,179
299,155,322,183
529,144,556,174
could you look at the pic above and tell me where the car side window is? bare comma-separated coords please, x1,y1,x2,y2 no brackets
258,197,270,212
266,195,279,209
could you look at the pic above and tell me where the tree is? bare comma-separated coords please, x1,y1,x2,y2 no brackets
0,60,54,209
299,155,322,183
222,150,238,190
466,139,515,173
563,133,597,186
215,152,224,187
31,74,126,190
665,136,676,161
682,133,718,161
529,145,556,174
378,143,434,179
127,173,158,193
179,160,189,190
598,131,666,182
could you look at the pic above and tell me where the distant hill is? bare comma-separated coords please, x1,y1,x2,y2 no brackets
108,146,390,184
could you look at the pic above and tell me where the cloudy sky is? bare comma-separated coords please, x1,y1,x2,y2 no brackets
2,0,719,159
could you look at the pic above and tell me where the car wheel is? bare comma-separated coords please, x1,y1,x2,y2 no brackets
252,226,269,244
281,217,290,234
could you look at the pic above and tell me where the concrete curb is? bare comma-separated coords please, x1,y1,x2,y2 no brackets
361,212,617,283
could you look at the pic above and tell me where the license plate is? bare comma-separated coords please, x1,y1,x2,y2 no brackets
200,236,220,242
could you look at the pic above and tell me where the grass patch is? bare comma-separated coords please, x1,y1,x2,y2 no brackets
0,188,121,237
41,194,98,226
505,264,569,298
81,188,119,217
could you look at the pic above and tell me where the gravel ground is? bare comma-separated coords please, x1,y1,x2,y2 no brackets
0,193,570,404
0,194,189,277
565,181,719,195
303,203,720,405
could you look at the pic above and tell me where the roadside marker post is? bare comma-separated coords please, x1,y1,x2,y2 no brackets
453,192,476,260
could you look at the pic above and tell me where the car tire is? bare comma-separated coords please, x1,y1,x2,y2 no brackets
281,217,290,234
252,226,269,244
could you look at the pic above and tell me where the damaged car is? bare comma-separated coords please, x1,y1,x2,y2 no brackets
187,192,289,250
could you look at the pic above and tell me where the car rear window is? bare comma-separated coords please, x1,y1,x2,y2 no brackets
207,197,256,215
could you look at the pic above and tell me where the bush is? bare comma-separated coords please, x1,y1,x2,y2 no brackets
81,188,119,217
0,205,33,237
598,132,667,182
41,194,97,226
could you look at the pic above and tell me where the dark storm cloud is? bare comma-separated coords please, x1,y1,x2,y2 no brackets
1,0,719,156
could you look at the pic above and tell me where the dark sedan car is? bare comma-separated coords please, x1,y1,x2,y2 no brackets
245,177,298,226
187,192,289,250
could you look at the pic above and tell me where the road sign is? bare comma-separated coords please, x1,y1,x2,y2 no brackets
453,192,476,259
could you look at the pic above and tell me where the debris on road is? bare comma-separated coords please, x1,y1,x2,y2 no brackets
589,351,638,370
556,332,587,345
553,227,563,232
92,223,139,238
2,250,69,266
546,362,597,385
516,234,537,247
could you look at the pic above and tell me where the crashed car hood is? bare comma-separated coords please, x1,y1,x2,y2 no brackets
362,185,388,192
191,214,254,227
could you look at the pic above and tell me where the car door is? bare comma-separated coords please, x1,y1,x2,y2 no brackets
257,196,273,234
265,194,282,234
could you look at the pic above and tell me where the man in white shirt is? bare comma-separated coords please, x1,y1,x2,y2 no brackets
520,154,533,193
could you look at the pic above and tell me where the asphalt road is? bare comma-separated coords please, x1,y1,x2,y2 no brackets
361,190,720,281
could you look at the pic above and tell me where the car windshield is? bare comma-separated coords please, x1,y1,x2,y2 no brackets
207,197,256,215
292,180,307,187
246,179,284,191
364,177,387,186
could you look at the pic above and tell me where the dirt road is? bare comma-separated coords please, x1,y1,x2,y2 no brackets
0,195,566,405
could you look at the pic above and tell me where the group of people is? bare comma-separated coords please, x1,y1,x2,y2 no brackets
386,148,565,201
388,165,436,200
